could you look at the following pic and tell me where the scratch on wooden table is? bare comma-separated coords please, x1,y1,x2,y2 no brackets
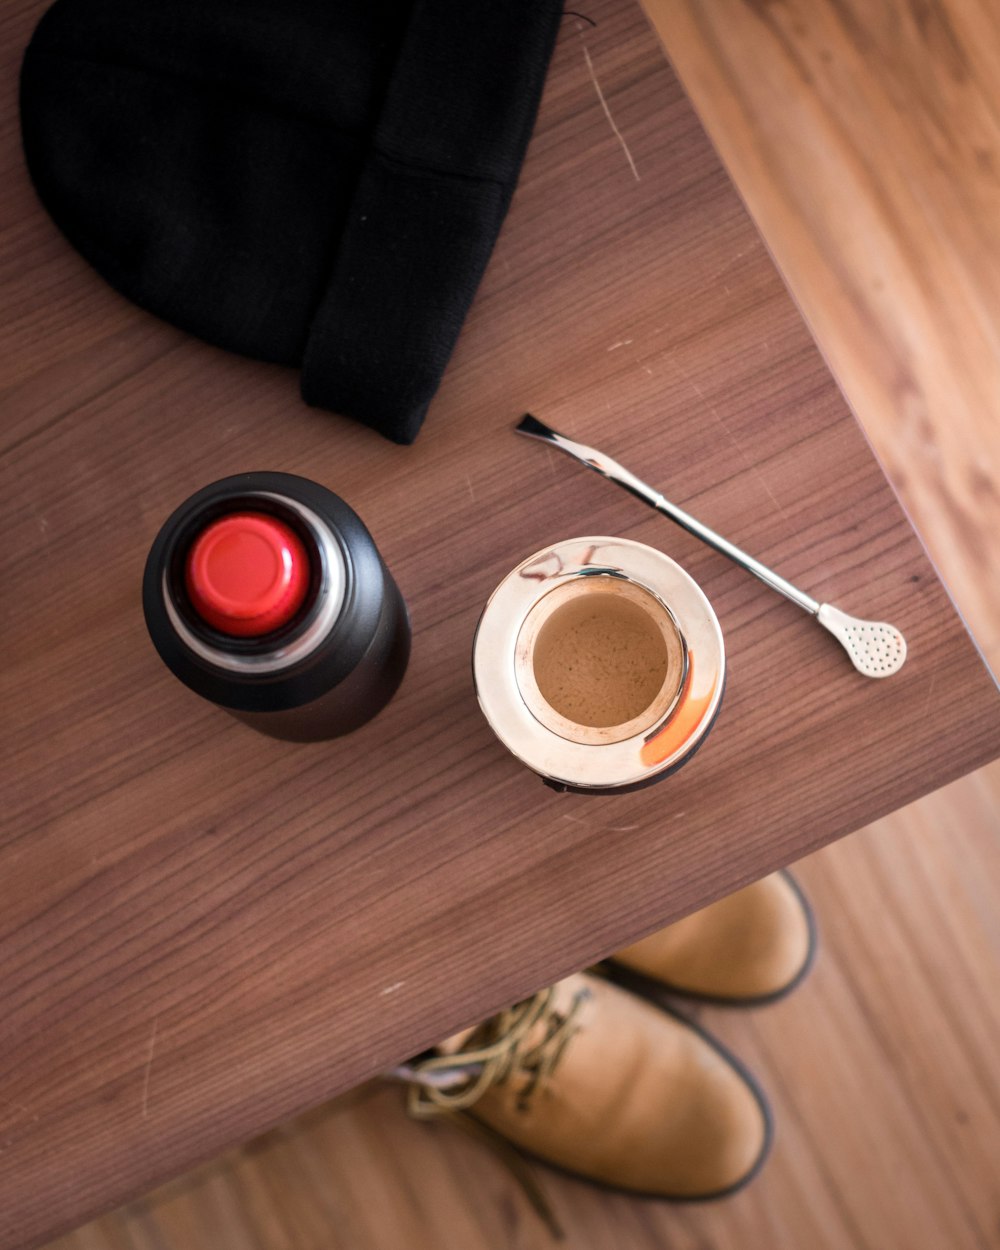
140,1018,159,1121
380,981,405,997
581,46,641,182
464,473,476,503
704,239,762,289
921,672,938,721
607,338,634,351
665,349,790,523
0,1097,31,1126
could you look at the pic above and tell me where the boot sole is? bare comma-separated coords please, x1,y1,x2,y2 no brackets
602,868,818,1009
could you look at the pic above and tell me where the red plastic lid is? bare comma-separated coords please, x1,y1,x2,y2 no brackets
185,511,311,637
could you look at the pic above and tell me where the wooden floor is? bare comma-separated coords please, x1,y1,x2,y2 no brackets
48,2,1000,1248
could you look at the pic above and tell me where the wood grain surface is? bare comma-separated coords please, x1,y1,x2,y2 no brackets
40,1,1000,1246
1,1,998,1248
646,0,1000,676
46,765,1000,1250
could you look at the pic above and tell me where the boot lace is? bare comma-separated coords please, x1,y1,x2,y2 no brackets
399,983,590,1118
388,984,591,1240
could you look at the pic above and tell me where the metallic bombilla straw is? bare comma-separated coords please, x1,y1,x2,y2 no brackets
516,414,907,678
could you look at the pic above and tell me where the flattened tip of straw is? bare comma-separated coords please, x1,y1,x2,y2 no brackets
515,413,555,439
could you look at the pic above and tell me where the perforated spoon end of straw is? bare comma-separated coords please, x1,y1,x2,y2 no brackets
516,415,907,678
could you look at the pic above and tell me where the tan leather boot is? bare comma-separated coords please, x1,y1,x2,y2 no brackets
611,870,815,1004
400,972,770,1202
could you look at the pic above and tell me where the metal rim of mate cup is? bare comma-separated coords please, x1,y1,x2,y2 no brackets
472,537,725,793
143,472,410,742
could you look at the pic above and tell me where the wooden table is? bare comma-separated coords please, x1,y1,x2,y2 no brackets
2,1,998,1247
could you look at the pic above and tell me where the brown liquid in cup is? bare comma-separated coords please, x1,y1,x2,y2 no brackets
532,592,670,728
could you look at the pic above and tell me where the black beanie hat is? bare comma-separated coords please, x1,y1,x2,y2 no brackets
20,0,562,443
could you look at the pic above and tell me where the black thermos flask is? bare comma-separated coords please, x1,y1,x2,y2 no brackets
143,472,410,741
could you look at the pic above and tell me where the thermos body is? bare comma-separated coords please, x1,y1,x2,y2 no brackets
143,472,410,741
